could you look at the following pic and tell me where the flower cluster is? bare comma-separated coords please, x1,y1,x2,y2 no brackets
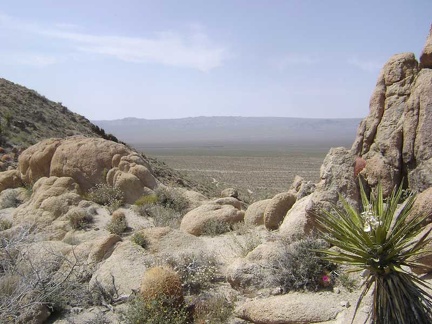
361,204,382,232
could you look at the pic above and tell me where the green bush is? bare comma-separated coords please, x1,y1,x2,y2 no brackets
131,232,149,249
317,182,432,324
133,194,158,216
86,184,124,213
135,194,158,206
155,187,189,214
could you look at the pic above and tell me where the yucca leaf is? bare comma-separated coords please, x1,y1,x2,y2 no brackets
317,180,432,324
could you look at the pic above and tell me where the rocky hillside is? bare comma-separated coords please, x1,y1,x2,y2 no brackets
0,77,120,149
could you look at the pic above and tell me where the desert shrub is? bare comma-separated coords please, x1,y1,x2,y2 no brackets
201,219,231,236
0,226,93,321
0,190,21,209
166,252,219,295
265,236,334,292
106,211,128,235
193,292,233,323
135,194,158,206
0,219,12,231
133,194,158,216
123,296,189,324
131,232,149,249
68,210,93,230
334,271,358,292
147,205,182,228
229,223,262,257
317,182,432,324
155,187,189,214
86,184,124,212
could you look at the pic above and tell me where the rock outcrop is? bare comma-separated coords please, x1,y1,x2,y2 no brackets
14,136,158,203
352,35,432,194
420,25,432,69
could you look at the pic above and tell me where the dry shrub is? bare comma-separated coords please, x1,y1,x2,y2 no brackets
193,292,233,324
106,210,128,235
123,295,189,324
68,209,93,230
147,205,182,228
166,252,220,295
86,183,124,212
0,219,12,231
201,219,231,236
155,187,189,214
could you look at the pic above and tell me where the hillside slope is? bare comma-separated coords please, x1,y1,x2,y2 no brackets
0,77,118,148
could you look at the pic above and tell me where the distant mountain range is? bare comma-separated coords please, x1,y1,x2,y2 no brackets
93,116,362,150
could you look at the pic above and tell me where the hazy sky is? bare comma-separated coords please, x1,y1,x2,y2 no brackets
1,1,431,120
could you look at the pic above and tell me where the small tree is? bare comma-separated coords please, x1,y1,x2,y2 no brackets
317,182,432,324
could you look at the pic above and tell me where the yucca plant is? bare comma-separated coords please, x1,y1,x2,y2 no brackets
317,181,432,324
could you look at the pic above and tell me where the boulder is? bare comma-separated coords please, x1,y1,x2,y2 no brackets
0,169,22,192
297,181,316,199
109,170,144,204
411,223,432,275
180,203,244,236
407,187,432,224
17,136,158,197
235,292,342,324
13,176,82,227
181,189,208,209
18,138,61,185
279,195,315,239
244,199,271,226
87,234,122,263
89,241,151,296
420,24,432,69
289,175,304,192
213,197,242,209
221,187,239,198
307,147,360,216
226,241,285,290
264,192,296,230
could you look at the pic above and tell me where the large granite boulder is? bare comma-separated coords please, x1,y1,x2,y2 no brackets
180,202,244,236
14,136,158,203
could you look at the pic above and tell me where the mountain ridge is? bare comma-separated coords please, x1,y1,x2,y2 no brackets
93,116,362,148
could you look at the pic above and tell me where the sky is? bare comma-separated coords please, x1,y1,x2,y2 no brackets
0,1,431,120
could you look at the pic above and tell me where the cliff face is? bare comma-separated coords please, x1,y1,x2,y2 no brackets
352,26,432,194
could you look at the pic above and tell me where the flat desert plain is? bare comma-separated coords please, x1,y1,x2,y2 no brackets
139,141,344,200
